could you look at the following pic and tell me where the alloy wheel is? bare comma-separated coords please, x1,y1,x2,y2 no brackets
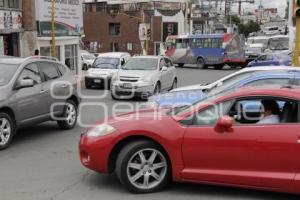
0,118,11,146
126,148,167,190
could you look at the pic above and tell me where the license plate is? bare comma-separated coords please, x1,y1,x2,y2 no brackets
122,83,133,89
94,79,101,83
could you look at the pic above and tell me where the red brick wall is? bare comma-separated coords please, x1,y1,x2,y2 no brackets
83,11,163,55
84,12,140,55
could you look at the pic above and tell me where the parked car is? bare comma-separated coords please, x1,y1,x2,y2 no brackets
247,53,291,67
0,56,80,150
85,52,131,89
148,66,300,107
81,51,96,70
79,86,300,194
111,56,177,99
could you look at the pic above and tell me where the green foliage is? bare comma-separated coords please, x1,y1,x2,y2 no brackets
228,15,261,37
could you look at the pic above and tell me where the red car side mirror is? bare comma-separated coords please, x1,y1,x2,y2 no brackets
215,116,234,133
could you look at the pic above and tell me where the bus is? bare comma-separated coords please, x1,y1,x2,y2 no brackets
162,33,246,70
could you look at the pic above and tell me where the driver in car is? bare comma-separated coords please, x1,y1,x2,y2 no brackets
257,100,280,124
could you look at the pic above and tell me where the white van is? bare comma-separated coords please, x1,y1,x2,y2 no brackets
85,52,131,89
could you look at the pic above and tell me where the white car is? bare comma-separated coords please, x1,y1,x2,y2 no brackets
111,56,177,99
85,52,131,89
171,66,300,92
81,52,96,70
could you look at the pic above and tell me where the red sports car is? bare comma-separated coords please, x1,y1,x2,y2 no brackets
79,86,300,194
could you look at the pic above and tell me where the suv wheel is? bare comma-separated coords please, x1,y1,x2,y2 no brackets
0,113,15,150
116,140,171,193
153,83,161,95
57,100,78,130
170,79,177,90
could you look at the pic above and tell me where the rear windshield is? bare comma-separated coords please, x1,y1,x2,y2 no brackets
0,63,18,86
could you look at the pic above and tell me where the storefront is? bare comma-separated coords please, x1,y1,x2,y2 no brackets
0,10,23,56
35,0,83,74
38,37,80,72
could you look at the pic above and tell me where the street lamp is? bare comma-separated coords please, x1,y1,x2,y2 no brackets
51,0,56,58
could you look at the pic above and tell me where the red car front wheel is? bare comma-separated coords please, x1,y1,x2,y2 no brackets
116,140,171,193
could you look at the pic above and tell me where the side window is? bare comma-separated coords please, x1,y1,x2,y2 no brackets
18,63,41,85
228,98,299,124
164,58,173,67
257,55,267,61
265,55,273,60
246,78,291,87
57,64,67,75
160,59,166,68
39,62,60,81
193,101,233,126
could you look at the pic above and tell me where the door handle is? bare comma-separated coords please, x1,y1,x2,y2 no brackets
40,90,49,94
61,84,68,88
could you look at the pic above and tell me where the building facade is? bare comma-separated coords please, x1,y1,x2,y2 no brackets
21,0,83,74
0,0,23,56
83,0,186,55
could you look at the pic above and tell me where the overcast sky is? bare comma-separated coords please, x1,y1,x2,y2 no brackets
240,0,287,16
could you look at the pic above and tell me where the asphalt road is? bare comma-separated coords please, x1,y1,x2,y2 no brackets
0,66,298,200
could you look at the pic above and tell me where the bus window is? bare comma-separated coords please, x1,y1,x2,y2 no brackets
203,38,211,48
212,38,221,48
191,38,203,48
176,39,189,49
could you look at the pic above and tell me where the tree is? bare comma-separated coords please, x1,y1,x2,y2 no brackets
229,15,261,37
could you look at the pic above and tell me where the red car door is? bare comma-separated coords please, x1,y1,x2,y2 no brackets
181,100,300,189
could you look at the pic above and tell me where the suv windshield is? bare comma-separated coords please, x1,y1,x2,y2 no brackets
268,38,289,50
93,57,120,69
122,58,158,70
0,63,19,86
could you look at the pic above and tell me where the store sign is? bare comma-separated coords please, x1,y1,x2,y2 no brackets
163,22,178,42
139,23,150,41
35,0,83,37
0,11,22,31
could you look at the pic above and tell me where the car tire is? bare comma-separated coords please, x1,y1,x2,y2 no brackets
153,83,161,95
0,112,15,150
57,100,78,130
170,79,177,90
197,58,206,69
111,92,119,100
116,140,171,194
177,63,184,68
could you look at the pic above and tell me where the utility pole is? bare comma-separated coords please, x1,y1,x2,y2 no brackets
51,0,56,58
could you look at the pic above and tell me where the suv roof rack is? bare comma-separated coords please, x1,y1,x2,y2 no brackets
24,56,58,62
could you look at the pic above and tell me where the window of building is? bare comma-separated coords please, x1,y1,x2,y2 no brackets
109,23,121,36
127,43,133,51
65,44,78,71
40,46,61,61
0,0,4,7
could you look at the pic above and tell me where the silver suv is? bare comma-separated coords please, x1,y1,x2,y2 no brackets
0,56,80,150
